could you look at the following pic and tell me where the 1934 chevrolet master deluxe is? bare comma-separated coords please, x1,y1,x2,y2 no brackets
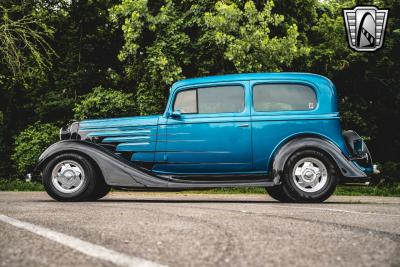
33,73,377,202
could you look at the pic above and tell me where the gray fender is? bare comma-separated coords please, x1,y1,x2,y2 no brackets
35,140,168,187
271,137,367,184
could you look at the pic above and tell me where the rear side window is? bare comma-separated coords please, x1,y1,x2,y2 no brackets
253,84,316,112
173,85,244,114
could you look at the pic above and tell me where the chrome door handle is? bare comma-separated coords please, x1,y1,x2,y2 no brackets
238,124,249,127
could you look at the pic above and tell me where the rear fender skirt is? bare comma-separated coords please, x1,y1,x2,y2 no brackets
35,140,168,187
271,137,367,183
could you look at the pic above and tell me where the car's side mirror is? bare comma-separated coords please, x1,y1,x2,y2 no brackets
170,110,182,118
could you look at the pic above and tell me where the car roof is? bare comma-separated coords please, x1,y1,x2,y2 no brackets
171,72,333,92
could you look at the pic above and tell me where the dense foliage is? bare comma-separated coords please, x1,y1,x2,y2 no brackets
11,123,59,175
0,2,55,78
73,86,135,120
0,0,399,178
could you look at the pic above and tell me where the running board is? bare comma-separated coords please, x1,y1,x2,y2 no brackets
166,180,275,189
165,174,274,188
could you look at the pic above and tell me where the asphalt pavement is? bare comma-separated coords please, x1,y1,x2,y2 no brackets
0,191,399,267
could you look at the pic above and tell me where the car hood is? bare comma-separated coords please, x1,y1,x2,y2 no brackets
79,115,160,130
75,115,161,141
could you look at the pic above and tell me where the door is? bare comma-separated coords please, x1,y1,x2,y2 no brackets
154,82,252,174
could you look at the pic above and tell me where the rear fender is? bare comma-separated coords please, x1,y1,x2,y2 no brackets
270,137,367,184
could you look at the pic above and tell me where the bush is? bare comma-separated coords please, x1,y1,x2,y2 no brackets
335,184,400,197
380,161,400,183
73,86,136,120
0,111,4,177
11,122,59,175
0,179,44,191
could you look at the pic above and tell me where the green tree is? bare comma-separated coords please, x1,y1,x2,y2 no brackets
73,86,136,120
33,0,125,123
110,0,189,114
202,0,308,72
0,0,124,178
110,0,306,114
0,0,57,178
0,2,55,78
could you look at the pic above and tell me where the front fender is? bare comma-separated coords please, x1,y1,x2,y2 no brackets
271,137,367,183
35,140,168,187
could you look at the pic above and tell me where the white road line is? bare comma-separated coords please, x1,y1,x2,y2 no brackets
263,204,400,217
0,214,166,267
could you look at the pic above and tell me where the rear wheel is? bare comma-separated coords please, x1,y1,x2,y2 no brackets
87,180,111,201
42,153,109,201
274,150,338,203
265,185,295,202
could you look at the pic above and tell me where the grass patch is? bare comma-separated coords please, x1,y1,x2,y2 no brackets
1,178,399,197
334,184,400,197
0,179,44,191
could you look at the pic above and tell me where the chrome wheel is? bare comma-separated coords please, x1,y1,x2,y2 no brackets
51,160,85,194
292,157,328,193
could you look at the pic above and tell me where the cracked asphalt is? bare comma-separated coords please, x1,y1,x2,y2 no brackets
0,191,399,267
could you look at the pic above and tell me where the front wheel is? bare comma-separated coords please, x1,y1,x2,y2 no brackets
277,150,338,203
42,153,110,201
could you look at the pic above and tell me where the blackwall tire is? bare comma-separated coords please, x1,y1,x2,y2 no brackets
42,153,98,202
281,149,338,203
265,185,295,202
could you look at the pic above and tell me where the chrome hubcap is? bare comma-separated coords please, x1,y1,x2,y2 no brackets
292,157,328,193
51,160,85,194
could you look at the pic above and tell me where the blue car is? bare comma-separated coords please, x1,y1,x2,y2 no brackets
35,73,377,202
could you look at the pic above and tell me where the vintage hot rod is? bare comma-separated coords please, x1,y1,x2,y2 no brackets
33,73,377,202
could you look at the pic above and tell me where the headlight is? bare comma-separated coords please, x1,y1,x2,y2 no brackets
59,125,71,140
59,121,80,140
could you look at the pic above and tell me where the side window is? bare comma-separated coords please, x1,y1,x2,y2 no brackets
198,86,244,113
253,84,316,112
173,85,244,114
173,89,197,114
